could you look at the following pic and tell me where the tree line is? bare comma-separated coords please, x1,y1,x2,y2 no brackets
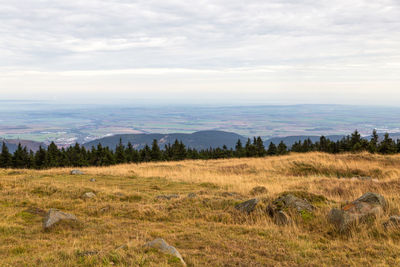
0,130,399,169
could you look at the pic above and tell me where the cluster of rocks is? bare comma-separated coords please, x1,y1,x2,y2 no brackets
234,187,399,232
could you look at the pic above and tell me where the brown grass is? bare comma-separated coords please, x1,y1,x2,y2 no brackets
1,152,400,266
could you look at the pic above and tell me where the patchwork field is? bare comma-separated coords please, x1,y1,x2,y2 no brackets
1,152,400,266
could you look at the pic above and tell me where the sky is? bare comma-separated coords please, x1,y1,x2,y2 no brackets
0,0,399,105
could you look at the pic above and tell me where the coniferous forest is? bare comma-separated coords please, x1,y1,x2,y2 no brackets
1,130,400,169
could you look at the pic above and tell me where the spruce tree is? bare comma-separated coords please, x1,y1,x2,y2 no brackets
47,142,60,167
0,142,12,168
277,141,288,155
267,142,277,155
151,139,162,161
35,146,47,169
115,138,126,164
255,137,265,157
235,139,244,157
13,144,29,168
378,133,397,154
368,129,379,153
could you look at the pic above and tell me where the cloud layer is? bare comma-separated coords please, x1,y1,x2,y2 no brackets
0,0,399,104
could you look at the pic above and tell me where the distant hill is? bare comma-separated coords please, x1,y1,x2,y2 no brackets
83,130,248,150
0,139,47,153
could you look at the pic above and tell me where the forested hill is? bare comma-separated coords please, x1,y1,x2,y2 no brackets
83,130,248,150
0,139,46,153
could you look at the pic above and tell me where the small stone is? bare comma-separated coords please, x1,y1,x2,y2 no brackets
250,186,268,196
43,209,77,229
187,193,197,198
156,194,179,200
81,192,96,199
76,251,98,257
383,215,400,229
70,169,84,175
100,206,111,213
90,178,96,182
235,199,259,214
221,192,241,198
144,238,186,266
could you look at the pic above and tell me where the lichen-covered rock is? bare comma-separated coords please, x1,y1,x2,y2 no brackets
273,194,315,213
70,169,84,175
267,193,316,225
81,192,96,199
328,192,387,231
250,186,268,196
43,209,77,229
235,198,259,214
144,238,186,266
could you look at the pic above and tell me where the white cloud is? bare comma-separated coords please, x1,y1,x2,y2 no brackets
0,0,399,104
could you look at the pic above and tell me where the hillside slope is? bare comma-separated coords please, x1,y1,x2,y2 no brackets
1,153,400,266
0,139,46,153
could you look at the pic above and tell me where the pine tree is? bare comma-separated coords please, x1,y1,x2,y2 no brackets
151,139,162,161
350,130,362,151
378,133,397,154
255,137,265,157
141,145,152,162
277,141,288,155
0,142,12,168
368,129,379,153
115,138,126,164
245,138,256,157
12,144,29,168
47,142,60,167
235,139,244,157
35,146,47,169
125,142,134,163
267,142,277,155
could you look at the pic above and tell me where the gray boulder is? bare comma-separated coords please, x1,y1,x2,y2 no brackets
81,192,96,199
144,238,186,266
43,209,77,229
235,198,259,214
266,193,315,225
328,192,387,231
70,169,84,175
273,194,315,213
90,178,96,182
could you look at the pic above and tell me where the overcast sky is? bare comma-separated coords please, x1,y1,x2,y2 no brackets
0,0,399,105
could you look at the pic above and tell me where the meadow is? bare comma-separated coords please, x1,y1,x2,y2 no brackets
1,152,400,266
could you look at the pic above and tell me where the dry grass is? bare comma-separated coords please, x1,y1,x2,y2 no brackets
1,152,400,266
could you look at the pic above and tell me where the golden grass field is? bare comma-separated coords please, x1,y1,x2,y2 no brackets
1,152,400,266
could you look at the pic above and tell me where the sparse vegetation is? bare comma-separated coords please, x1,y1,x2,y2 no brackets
1,152,400,266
